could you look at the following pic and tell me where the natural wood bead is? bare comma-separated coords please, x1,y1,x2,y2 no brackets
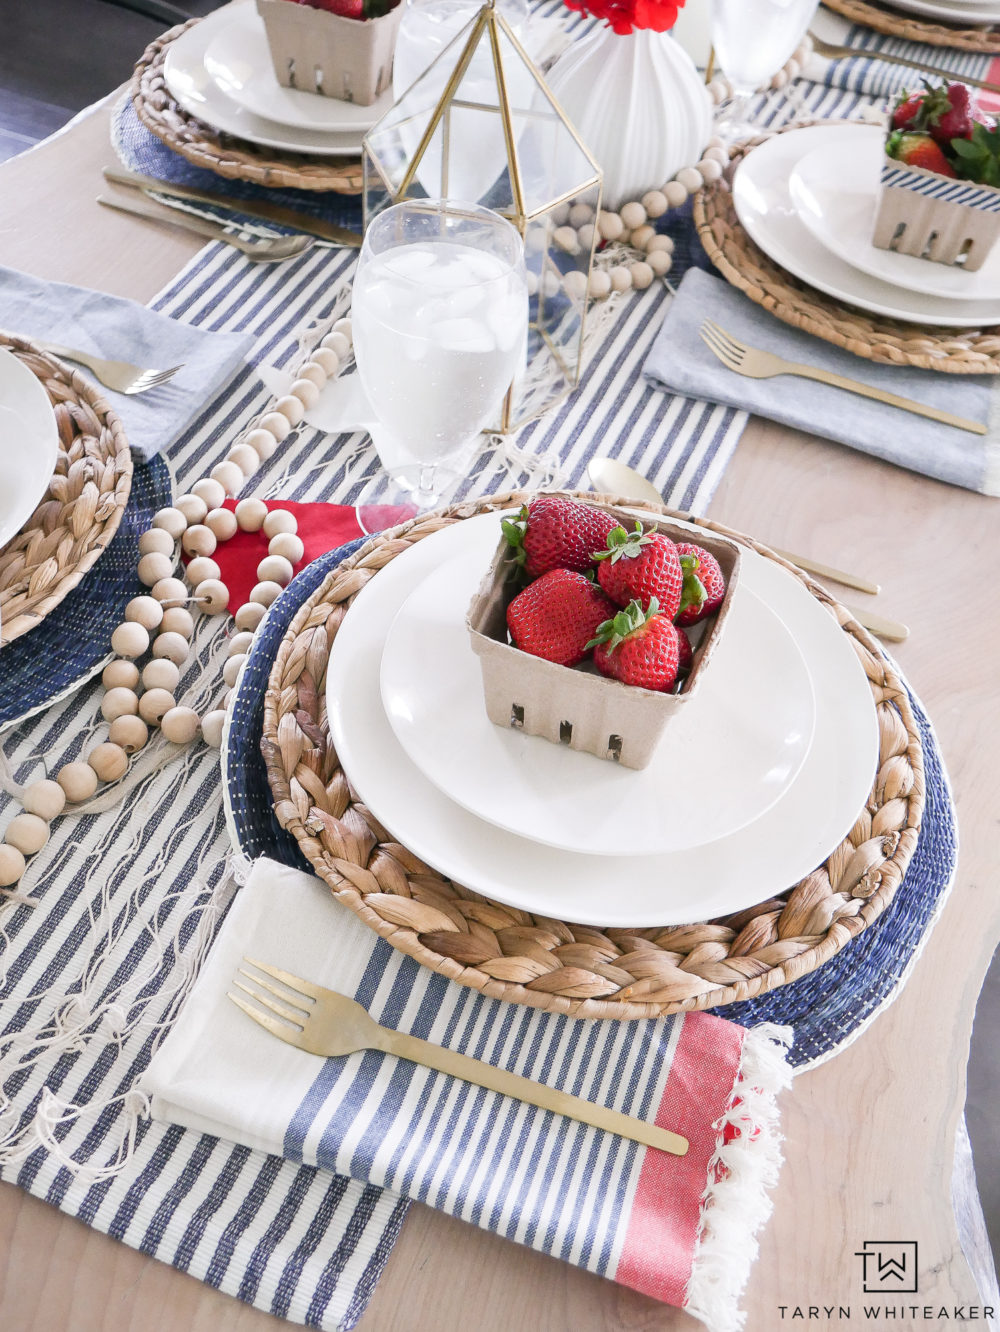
321,330,350,359
268,532,304,565
57,761,99,803
227,443,260,477
101,686,139,722
111,622,149,659
235,498,268,532
588,269,612,299
222,654,245,687
22,779,66,821
663,180,688,208
647,250,673,277
244,430,278,462
609,265,632,293
195,579,229,615
200,710,226,749
703,145,729,167
620,201,646,230
675,166,704,193
221,688,235,710
181,524,217,558
646,234,674,254
161,606,194,639
210,461,244,496
142,658,180,693
630,224,656,251
191,477,227,510
290,378,320,409
274,395,305,427
642,190,669,218
258,411,290,442
576,223,596,253
152,631,189,665
138,688,175,726
597,210,624,241
297,360,327,387
311,348,339,378
256,554,294,586
108,714,149,753
160,706,201,745
250,580,283,608
152,507,187,539
138,551,173,587
262,509,297,539
102,660,139,691
151,577,188,608
563,270,588,302
553,225,580,255
186,556,221,587
0,844,26,887
227,631,254,657
234,601,267,632
204,507,238,541
629,261,654,290
88,742,128,783
175,493,208,525
4,814,48,856
125,596,164,631
138,528,174,558
333,316,352,340
696,157,723,184
568,201,593,228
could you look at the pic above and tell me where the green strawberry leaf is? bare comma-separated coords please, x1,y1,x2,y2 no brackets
593,521,650,564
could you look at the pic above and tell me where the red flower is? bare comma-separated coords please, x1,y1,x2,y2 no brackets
563,0,682,34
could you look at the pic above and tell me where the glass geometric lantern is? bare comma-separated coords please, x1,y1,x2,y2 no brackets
362,0,603,433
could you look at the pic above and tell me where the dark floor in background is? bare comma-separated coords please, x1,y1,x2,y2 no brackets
2,0,1000,1284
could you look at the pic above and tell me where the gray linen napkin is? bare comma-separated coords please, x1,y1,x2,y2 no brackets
0,264,253,460
644,268,1000,497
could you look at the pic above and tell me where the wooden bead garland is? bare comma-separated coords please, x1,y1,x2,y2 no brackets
0,315,355,901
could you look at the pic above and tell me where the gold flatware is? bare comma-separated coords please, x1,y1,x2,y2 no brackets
97,195,315,261
31,339,183,395
102,166,364,247
700,320,987,436
230,958,690,1157
809,33,1000,95
586,458,881,596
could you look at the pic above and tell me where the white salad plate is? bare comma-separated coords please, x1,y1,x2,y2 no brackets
880,0,1000,22
325,512,879,928
163,6,365,157
203,6,394,133
379,550,816,857
0,349,59,551
790,126,1000,302
733,123,1000,328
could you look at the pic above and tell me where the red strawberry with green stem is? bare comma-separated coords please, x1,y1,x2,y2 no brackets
675,542,726,627
594,522,702,620
502,497,618,580
588,598,680,693
674,624,693,672
506,568,617,667
886,131,957,177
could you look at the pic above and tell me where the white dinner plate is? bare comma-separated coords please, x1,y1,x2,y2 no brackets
325,513,879,927
203,6,394,133
379,549,816,857
880,0,1000,22
0,349,59,551
733,123,1000,328
163,7,365,157
790,125,1000,301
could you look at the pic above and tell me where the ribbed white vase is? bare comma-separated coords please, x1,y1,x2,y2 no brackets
545,26,713,211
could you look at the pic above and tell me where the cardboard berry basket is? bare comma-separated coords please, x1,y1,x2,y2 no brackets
872,155,1000,271
466,505,742,771
256,0,403,106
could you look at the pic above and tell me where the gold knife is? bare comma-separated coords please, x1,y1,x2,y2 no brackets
102,166,363,247
809,33,1000,95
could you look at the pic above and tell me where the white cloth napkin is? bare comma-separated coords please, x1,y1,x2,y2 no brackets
0,264,252,459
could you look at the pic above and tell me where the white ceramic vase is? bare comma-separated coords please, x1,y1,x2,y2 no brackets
545,25,713,211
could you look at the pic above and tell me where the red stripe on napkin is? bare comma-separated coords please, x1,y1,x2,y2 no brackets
206,500,415,612
614,1011,745,1305
975,65,1000,116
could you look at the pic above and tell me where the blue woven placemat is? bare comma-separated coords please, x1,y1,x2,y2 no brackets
0,455,173,732
223,537,957,1072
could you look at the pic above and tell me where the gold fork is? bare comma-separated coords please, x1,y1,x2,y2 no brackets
230,958,690,1157
809,33,1000,95
699,320,987,436
31,339,184,395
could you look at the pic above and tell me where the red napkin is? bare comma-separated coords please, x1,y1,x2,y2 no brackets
206,500,415,612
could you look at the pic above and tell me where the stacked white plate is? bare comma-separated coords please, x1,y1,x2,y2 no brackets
162,5,390,156
880,0,1000,23
732,122,1000,328
0,348,59,551
324,511,880,928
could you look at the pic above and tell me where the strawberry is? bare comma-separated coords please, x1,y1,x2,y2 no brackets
588,598,680,693
675,542,725,626
502,497,618,580
593,522,701,619
892,92,926,131
932,82,973,145
674,624,693,672
886,131,957,178
506,569,616,667
302,0,365,14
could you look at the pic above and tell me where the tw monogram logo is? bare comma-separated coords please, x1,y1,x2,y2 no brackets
854,1241,919,1294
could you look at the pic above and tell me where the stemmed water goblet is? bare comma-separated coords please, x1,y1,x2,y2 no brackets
711,0,821,141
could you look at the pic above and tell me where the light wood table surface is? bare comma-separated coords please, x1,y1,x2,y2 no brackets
1,98,999,1332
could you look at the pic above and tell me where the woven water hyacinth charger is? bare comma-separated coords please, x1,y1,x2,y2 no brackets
261,491,924,1021
693,125,1000,374
0,335,132,645
130,20,364,194
822,0,1000,52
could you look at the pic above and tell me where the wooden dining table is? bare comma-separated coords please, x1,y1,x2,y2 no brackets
0,90,998,1332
